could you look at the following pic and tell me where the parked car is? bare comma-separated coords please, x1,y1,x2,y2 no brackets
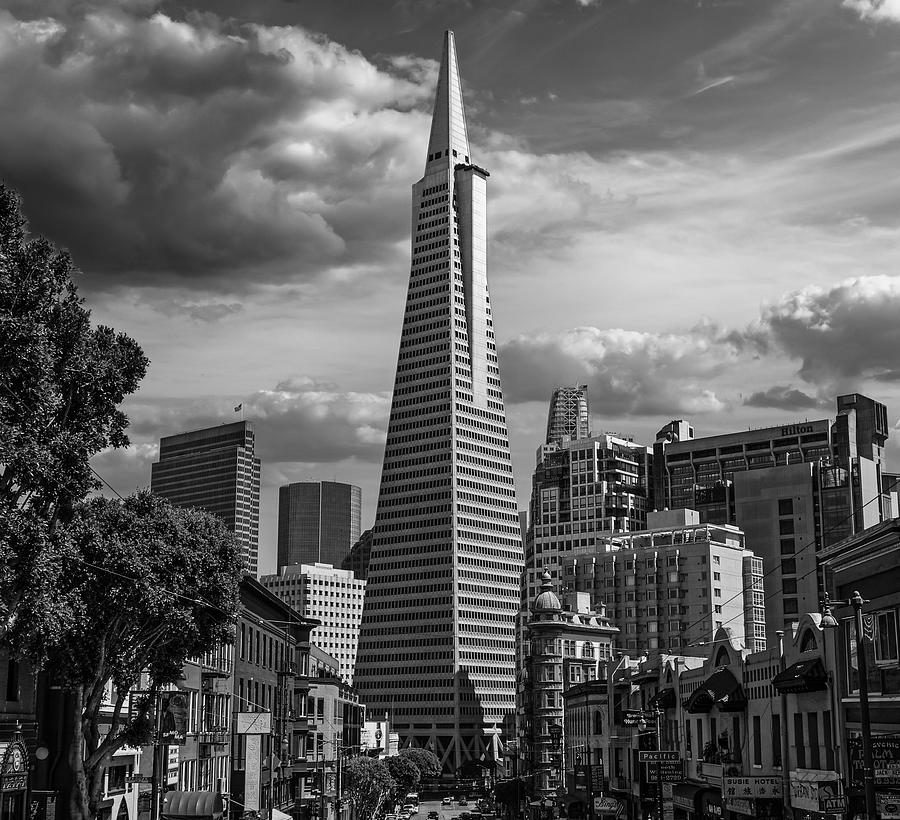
403,804,418,815
458,798,468,806
442,797,453,806
427,812,439,819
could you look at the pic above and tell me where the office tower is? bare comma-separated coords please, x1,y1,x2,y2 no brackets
276,481,361,570
260,563,366,685
562,509,767,653
651,394,889,526
354,31,522,770
523,433,653,604
341,529,373,581
545,385,591,445
151,421,261,576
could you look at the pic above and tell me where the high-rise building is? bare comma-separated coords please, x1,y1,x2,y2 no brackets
260,562,366,685
341,529,373,581
545,385,591,445
562,509,767,653
354,31,522,770
151,421,261,576
651,393,891,643
276,481,361,570
523,432,653,605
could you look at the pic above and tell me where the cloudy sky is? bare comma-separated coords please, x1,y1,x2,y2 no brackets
3,0,900,574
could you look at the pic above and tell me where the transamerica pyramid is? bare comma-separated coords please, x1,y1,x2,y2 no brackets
354,30,523,772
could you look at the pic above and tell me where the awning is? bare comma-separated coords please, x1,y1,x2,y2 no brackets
271,810,292,820
650,687,677,709
772,658,828,694
685,668,746,713
161,791,224,820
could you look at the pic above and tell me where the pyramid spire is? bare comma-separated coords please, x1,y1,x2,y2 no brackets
426,30,470,167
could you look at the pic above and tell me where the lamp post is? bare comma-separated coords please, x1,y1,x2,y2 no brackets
820,591,876,820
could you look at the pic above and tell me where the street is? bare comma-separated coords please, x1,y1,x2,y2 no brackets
415,798,482,818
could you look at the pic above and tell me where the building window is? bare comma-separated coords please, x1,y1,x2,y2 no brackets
876,610,899,663
793,713,805,769
781,558,796,576
4,656,19,702
783,598,798,615
779,519,794,536
808,713,820,769
772,714,782,767
753,715,762,766
778,498,793,516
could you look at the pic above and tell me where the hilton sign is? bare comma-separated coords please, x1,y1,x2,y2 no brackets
780,424,816,436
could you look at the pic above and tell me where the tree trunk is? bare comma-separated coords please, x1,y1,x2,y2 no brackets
69,688,93,820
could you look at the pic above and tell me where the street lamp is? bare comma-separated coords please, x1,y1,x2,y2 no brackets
820,591,876,820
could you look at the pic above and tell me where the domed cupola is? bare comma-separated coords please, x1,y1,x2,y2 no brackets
532,570,562,614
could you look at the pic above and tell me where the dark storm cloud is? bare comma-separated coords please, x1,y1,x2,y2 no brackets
743,386,825,411
0,3,435,292
750,275,900,385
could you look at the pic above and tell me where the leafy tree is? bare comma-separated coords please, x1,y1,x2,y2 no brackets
343,756,395,820
0,183,148,632
384,755,420,808
4,491,243,820
398,747,441,780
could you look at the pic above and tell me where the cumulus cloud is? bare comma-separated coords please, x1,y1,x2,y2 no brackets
0,3,435,291
843,0,900,22
499,324,738,416
119,377,390,466
743,385,826,411
749,275,900,385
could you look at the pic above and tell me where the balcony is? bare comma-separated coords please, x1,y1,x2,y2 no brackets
198,728,229,745
695,761,723,784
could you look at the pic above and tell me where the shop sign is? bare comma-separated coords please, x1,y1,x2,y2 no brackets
789,770,842,813
664,806,675,820
673,795,694,811
595,797,620,814
822,796,847,813
236,711,272,734
647,761,684,783
726,798,754,816
877,793,900,819
623,710,647,727
724,777,784,799
849,737,900,785
0,740,28,793
703,797,723,818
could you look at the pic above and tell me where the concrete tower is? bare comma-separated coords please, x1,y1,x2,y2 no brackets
354,31,522,771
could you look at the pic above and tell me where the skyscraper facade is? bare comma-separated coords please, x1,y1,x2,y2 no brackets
354,31,522,771
151,420,261,576
545,385,591,445
276,481,361,570
260,562,366,685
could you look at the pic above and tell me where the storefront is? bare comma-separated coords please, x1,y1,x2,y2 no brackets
671,784,721,820
722,776,783,820
788,769,844,820
0,739,29,820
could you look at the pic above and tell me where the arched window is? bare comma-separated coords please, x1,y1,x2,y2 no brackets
593,709,603,735
800,629,818,653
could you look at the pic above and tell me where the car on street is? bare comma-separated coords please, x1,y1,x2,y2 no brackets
442,797,453,806
458,798,468,806
403,804,417,815
427,812,439,819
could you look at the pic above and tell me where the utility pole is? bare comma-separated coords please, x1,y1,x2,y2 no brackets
150,693,163,820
